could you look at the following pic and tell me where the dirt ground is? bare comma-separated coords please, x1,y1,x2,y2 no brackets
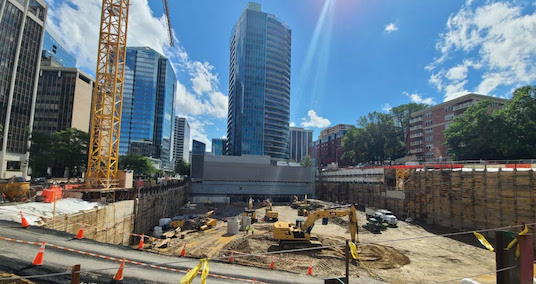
144,201,495,283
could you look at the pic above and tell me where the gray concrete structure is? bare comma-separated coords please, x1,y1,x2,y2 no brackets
190,154,313,202
289,127,312,162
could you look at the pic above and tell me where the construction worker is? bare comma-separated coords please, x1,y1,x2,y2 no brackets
245,224,249,235
251,227,255,235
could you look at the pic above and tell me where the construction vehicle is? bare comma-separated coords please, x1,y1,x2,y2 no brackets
170,210,216,231
263,199,278,222
0,177,30,202
243,197,257,223
297,205,310,216
363,217,382,233
273,205,358,249
291,195,309,209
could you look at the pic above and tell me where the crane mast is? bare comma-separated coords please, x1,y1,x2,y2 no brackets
86,0,130,188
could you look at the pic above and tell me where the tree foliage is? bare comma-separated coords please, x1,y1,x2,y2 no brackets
342,111,406,165
300,155,313,167
119,154,157,177
52,128,89,177
29,131,53,177
174,159,190,176
390,103,428,141
29,128,89,178
445,86,536,160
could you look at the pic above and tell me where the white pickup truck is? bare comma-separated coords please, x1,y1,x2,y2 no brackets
366,208,398,227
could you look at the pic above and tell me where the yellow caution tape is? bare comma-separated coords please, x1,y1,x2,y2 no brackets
519,224,528,235
201,259,209,284
505,224,529,257
349,242,358,259
180,259,204,284
473,232,494,252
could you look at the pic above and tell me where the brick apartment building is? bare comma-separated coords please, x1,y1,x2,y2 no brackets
408,93,507,161
311,124,354,167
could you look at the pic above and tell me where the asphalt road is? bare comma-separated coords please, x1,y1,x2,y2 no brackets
0,220,325,283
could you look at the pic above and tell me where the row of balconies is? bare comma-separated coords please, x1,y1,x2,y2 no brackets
410,140,423,146
410,125,423,131
453,101,473,111
409,132,423,138
409,116,422,124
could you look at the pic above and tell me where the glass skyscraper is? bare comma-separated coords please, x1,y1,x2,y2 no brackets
120,47,176,170
0,0,47,178
227,2,291,160
41,29,76,68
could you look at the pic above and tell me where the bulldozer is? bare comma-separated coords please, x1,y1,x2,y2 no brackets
243,197,257,223
273,204,358,249
263,199,278,222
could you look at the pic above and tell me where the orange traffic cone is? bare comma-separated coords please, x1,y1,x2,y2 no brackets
307,261,312,275
75,222,84,239
269,257,274,270
137,234,144,250
180,243,186,256
228,252,234,263
20,211,29,228
32,242,46,265
113,257,125,281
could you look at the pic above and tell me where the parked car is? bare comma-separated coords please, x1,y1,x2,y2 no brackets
376,209,398,227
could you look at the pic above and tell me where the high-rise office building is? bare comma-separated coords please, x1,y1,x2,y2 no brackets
191,140,206,179
227,2,291,160
173,116,190,164
0,0,47,178
289,127,312,163
211,138,226,156
41,29,76,68
119,47,176,170
34,66,94,135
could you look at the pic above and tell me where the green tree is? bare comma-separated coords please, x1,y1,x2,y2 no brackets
342,112,405,165
445,85,536,160
300,155,313,167
500,86,536,158
29,131,53,177
391,103,428,141
52,128,89,177
174,159,190,175
119,154,157,177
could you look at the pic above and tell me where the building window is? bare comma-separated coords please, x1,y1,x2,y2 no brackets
445,114,454,121
6,161,21,171
426,144,434,149
425,112,432,118
425,135,433,142
444,105,453,112
425,128,433,134
425,120,433,126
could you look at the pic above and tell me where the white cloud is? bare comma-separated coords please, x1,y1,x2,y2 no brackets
428,1,536,100
174,82,227,119
301,110,331,128
446,64,468,81
384,23,398,33
403,92,436,105
381,103,392,112
45,0,228,146
289,122,296,127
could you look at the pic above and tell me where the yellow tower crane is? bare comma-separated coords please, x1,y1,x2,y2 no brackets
86,0,173,188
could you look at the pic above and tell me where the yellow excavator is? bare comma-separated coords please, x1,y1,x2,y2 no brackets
273,205,358,249
263,199,278,222
243,197,257,223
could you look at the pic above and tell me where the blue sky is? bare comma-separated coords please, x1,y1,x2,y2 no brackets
44,0,536,150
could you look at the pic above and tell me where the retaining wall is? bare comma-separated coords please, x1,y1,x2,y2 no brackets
316,168,536,232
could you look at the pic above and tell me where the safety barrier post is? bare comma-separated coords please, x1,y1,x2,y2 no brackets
518,234,534,284
345,240,349,284
71,264,80,284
